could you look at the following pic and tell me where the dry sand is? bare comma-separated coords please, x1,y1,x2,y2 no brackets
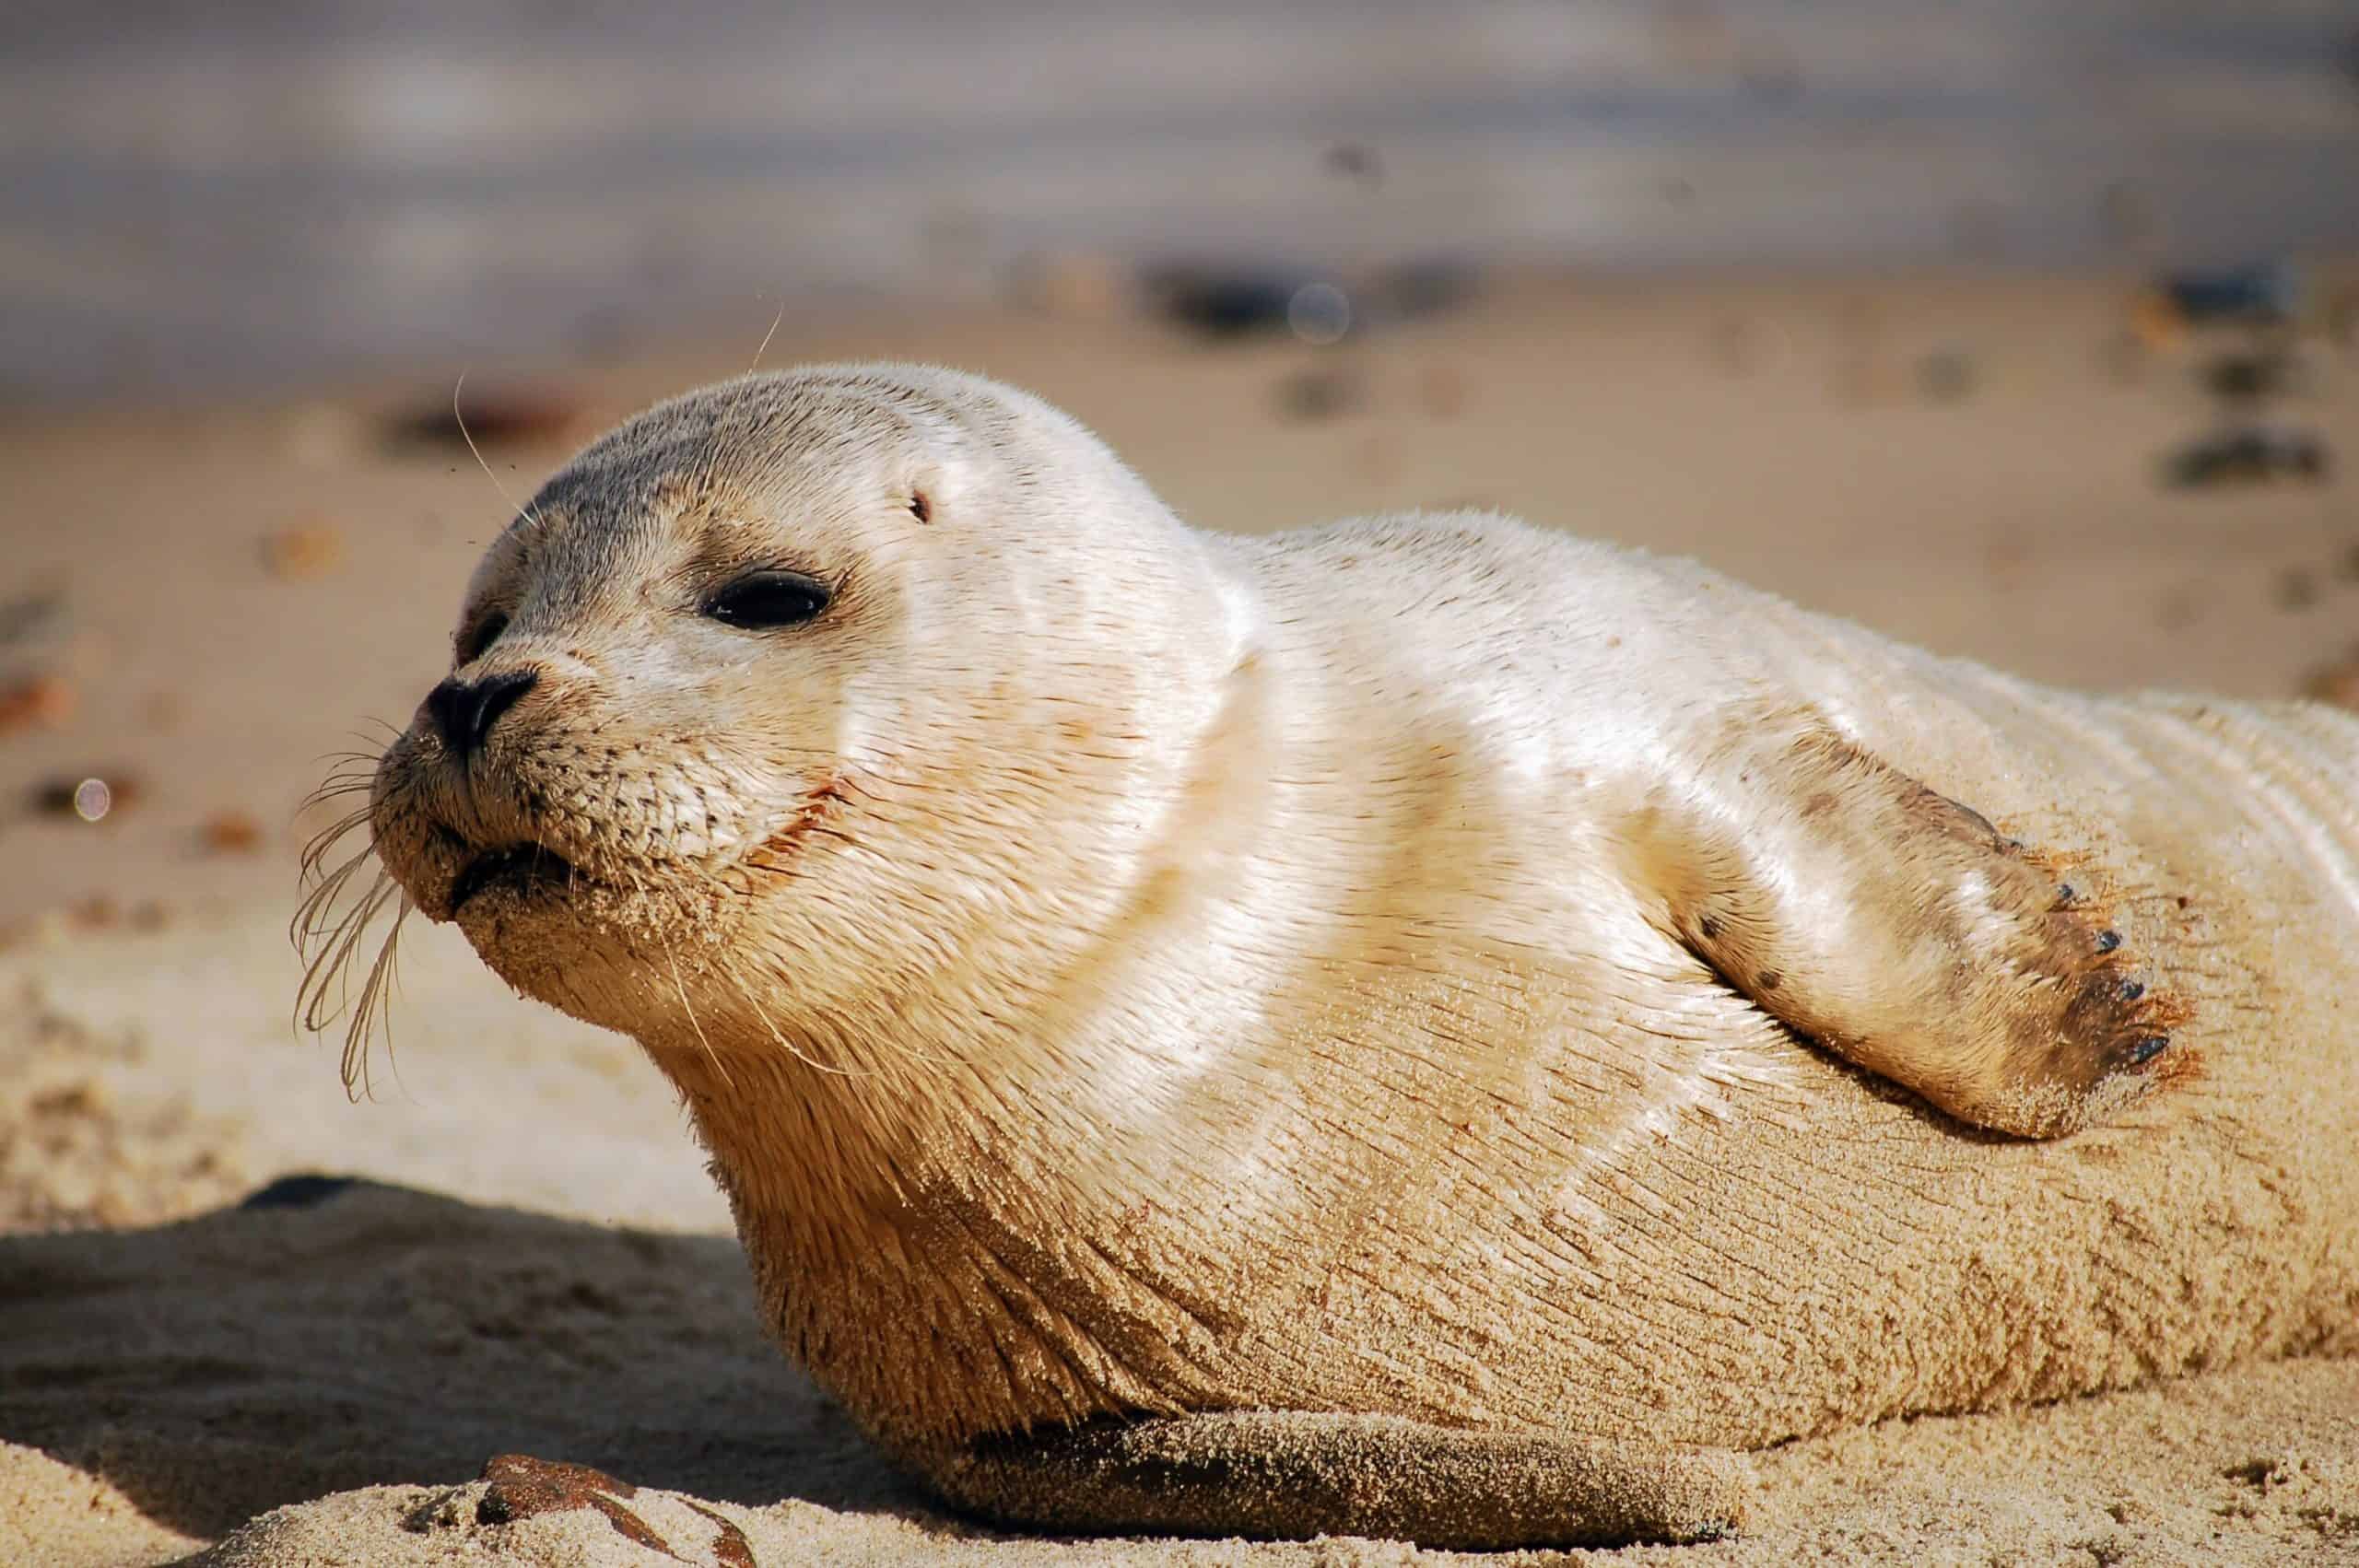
2,269,2355,1565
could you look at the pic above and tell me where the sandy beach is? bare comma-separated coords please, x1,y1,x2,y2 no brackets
3,267,2356,1565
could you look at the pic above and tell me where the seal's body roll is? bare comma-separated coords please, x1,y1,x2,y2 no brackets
346,365,2359,1548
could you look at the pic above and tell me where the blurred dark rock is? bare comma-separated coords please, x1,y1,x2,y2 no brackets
2154,263,2301,328
2201,350,2301,404
1273,365,1365,423
2164,426,2330,489
381,388,592,454
1916,347,1977,404
1144,258,1479,344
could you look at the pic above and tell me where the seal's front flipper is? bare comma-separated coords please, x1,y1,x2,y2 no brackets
930,1411,1749,1550
1633,708,2188,1139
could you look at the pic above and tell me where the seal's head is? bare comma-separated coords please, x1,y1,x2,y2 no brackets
344,365,1243,1069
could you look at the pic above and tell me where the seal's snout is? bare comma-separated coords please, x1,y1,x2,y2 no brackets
426,667,540,763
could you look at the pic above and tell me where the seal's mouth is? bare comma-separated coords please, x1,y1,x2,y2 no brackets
449,843,576,912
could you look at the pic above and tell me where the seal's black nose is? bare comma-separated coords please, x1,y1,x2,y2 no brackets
427,669,538,761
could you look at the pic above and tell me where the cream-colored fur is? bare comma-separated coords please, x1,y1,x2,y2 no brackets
345,365,2359,1548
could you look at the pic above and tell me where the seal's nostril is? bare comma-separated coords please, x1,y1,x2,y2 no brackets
427,669,539,761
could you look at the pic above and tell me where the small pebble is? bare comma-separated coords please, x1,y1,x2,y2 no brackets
67,895,120,930
1151,270,1300,338
1917,347,1977,403
32,773,139,821
201,810,264,854
261,521,347,581
2305,652,2359,712
1322,143,1383,186
0,675,75,735
1275,365,1365,423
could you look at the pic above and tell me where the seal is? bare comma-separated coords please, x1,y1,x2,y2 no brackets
311,364,2359,1549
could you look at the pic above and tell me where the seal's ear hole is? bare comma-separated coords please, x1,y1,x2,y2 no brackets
909,489,933,524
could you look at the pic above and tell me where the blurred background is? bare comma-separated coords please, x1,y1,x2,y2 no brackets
0,0,2356,1235
6,0,2359,401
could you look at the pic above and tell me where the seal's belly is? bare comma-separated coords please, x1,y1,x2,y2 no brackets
1199,679,2359,1447
1222,930,2352,1446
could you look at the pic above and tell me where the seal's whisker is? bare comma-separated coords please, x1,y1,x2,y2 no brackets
300,790,372,831
291,891,368,976
663,942,735,1090
300,791,375,825
298,773,376,813
297,859,376,945
452,369,547,538
295,866,396,1029
340,893,411,1101
716,958,867,1079
687,302,793,500
746,301,787,378
291,838,378,947
297,806,377,890
306,749,385,775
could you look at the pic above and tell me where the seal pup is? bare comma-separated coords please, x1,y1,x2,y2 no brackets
313,364,2359,1549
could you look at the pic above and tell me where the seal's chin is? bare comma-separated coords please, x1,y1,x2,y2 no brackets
448,843,577,914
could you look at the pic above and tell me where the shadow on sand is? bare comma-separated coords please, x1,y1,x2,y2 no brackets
0,1177,924,1540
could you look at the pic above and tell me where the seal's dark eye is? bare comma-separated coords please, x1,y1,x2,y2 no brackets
456,612,509,665
703,570,833,631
